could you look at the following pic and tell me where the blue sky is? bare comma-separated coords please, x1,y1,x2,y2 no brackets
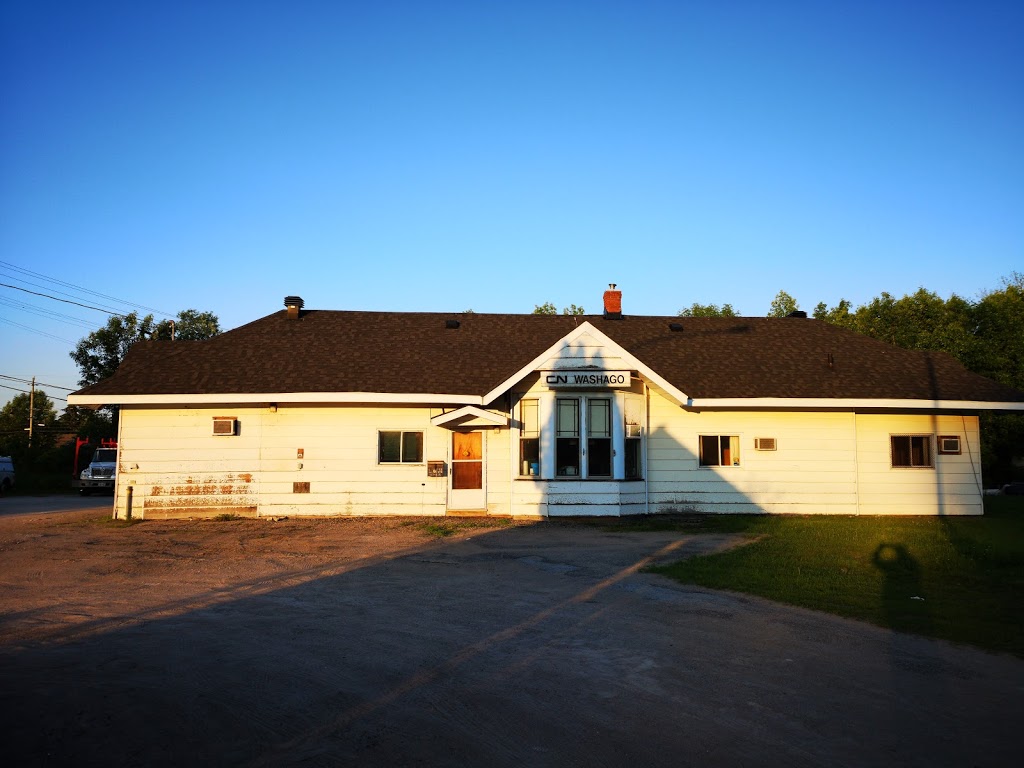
1,0,1021,400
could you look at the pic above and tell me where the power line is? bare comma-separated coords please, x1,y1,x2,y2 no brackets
0,273,130,316
0,283,132,317
0,296,98,330
0,374,75,391
0,383,67,401
0,316,77,344
0,260,172,315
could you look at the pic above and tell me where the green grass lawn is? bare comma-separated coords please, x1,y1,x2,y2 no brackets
645,497,1024,657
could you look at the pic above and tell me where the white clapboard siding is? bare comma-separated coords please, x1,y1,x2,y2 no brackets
114,386,987,519
537,330,631,371
484,428,512,516
644,395,862,514
116,405,456,518
855,414,982,515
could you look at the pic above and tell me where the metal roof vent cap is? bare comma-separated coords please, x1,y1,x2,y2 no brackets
445,319,461,329
786,310,807,318
284,296,304,320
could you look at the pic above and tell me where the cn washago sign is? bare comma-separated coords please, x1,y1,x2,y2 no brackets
544,370,631,388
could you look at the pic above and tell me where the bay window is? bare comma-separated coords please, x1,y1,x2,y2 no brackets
518,392,645,481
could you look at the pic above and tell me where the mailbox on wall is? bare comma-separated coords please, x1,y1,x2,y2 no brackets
427,461,446,478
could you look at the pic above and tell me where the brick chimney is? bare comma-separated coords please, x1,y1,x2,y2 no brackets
603,284,622,320
284,295,304,320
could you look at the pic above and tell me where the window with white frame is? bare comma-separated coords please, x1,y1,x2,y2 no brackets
700,435,740,467
519,399,540,476
378,430,424,464
891,435,932,468
587,398,612,477
556,398,581,477
624,398,642,479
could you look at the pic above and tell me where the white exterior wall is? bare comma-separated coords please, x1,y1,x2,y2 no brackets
115,405,458,519
484,426,512,517
111,391,985,519
647,394,860,514
855,413,982,515
645,395,983,516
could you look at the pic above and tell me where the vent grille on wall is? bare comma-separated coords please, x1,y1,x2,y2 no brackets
938,436,961,455
212,417,237,436
754,437,777,451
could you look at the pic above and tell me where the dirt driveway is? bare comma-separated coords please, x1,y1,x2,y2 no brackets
0,505,1020,767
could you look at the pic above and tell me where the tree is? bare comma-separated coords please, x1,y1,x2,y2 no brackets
154,309,221,341
767,290,799,318
0,390,59,458
812,299,853,325
71,309,220,387
678,302,738,317
70,312,156,388
812,277,1024,483
533,302,585,315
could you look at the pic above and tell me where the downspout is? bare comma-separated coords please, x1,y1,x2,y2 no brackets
114,406,126,520
644,382,650,515
509,397,516,518
853,412,861,515
508,394,514,518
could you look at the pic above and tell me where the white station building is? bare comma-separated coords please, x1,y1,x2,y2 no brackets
68,288,1024,519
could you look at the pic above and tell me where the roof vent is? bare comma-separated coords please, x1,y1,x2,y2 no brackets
445,319,460,329
284,296,304,320
786,310,807,318
668,322,684,332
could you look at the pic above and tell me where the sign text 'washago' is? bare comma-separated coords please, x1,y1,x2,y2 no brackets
543,370,631,388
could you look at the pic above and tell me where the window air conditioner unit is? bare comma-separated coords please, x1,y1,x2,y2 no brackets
754,437,777,451
938,436,961,455
212,417,237,436
625,424,642,438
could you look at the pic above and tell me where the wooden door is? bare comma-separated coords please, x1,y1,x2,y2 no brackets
449,431,485,510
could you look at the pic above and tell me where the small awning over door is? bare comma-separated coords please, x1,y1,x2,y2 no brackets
431,406,507,429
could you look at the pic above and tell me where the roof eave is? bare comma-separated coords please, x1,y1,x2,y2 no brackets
686,397,1024,412
66,391,485,407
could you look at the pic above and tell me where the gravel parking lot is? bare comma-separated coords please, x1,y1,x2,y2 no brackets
0,501,1020,766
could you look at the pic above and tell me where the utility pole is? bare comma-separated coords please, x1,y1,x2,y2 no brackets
27,376,35,449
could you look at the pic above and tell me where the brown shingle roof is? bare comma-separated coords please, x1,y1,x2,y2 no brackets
72,310,1024,404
